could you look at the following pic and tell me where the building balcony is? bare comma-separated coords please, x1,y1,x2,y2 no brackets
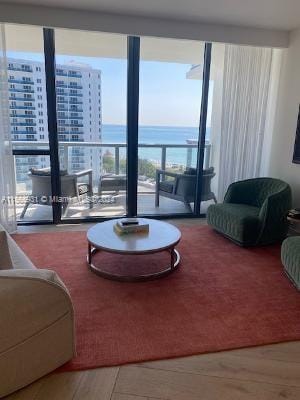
68,85,83,89
8,79,34,85
9,88,35,93
10,122,37,126
12,130,37,134
69,100,83,105
68,72,82,78
9,96,34,101
8,66,33,72
10,114,36,118
58,115,84,120
12,140,213,221
10,105,36,110
69,93,83,97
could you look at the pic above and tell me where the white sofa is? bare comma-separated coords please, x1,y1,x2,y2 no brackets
0,224,75,397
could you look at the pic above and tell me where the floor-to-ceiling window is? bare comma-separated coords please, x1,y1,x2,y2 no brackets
5,24,52,223
137,37,206,216
4,24,214,225
54,29,128,220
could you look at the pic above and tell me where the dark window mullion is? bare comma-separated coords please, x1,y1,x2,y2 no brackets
43,28,61,224
194,42,212,216
126,36,140,217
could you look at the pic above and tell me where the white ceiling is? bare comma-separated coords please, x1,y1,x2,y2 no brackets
2,0,300,31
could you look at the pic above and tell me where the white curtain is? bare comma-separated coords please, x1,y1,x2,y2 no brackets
0,24,16,232
217,45,273,200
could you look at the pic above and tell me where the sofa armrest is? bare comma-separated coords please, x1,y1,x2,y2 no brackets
0,269,75,354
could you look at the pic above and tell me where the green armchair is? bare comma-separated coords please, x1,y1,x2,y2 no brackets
207,178,292,246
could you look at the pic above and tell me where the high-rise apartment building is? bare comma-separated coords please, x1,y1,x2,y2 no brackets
8,58,102,187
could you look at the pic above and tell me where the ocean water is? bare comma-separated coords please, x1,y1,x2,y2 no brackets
102,124,210,167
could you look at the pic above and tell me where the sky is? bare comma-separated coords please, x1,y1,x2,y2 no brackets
7,51,212,127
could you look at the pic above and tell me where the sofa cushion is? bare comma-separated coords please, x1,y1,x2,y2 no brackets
207,203,261,246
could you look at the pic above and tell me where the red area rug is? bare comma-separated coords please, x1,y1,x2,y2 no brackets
14,225,300,371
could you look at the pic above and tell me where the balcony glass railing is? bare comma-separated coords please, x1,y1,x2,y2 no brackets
10,106,35,110
8,66,33,72
9,97,34,101
10,122,36,126
12,131,37,134
10,114,36,118
12,140,211,180
9,88,34,93
8,79,34,85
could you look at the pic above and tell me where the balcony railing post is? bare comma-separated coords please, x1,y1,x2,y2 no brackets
63,143,69,170
161,146,167,181
115,146,120,175
186,146,192,167
204,143,211,169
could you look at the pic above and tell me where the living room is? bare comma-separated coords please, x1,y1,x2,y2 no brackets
1,1,300,399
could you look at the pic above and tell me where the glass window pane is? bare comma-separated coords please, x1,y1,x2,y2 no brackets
138,37,204,215
54,29,127,219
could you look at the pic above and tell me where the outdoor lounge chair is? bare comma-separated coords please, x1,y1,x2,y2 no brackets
155,167,217,211
20,168,93,218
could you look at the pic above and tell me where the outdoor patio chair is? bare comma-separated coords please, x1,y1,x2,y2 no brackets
20,168,93,219
155,167,217,211
98,173,127,195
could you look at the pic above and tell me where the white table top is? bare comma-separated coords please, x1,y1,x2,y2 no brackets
87,218,181,254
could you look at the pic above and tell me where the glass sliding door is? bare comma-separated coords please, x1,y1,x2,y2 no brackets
5,23,214,224
5,24,52,222
137,36,206,215
54,29,128,220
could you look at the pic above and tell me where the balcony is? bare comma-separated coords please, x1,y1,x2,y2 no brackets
12,140,213,221
10,122,37,126
10,105,35,110
9,88,35,93
8,66,33,72
12,130,37,134
10,114,36,118
8,79,34,85
9,96,34,101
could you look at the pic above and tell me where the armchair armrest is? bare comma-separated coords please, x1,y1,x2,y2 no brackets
72,169,93,197
224,180,250,203
257,186,291,244
156,169,180,179
0,269,75,354
73,169,93,178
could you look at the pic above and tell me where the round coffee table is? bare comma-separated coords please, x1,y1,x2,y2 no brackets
87,218,181,282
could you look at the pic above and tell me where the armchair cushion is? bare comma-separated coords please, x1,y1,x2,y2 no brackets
207,203,260,245
77,183,89,195
159,180,174,193
30,167,68,176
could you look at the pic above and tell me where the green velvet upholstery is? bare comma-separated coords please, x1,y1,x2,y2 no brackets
281,237,300,290
207,178,292,246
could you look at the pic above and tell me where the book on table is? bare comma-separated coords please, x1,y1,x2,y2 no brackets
114,219,149,235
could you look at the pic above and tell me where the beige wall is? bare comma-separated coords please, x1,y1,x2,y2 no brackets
268,29,300,205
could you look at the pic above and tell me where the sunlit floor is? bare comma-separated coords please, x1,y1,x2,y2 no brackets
16,192,212,222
